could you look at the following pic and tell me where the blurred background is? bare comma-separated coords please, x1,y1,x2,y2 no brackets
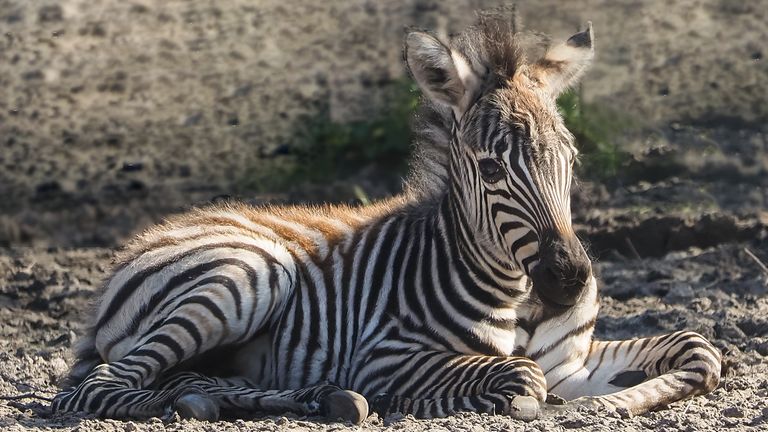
1,0,766,254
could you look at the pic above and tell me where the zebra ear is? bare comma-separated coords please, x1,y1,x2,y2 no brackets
530,22,594,96
405,31,480,115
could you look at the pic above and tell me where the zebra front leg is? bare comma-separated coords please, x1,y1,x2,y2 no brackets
365,351,547,420
544,331,722,417
156,372,368,424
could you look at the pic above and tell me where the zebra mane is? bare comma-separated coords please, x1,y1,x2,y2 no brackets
403,10,549,202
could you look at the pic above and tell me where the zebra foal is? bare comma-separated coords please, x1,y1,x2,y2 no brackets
53,14,721,424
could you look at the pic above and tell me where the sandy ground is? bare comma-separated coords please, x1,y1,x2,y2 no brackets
1,0,768,431
1,237,767,431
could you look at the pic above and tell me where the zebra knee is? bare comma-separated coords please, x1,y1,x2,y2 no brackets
520,363,547,400
695,335,722,394
700,363,721,395
494,359,548,401
677,331,722,394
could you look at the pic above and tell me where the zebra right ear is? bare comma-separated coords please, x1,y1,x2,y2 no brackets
405,31,480,116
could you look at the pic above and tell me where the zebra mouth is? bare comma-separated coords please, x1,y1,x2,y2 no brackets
534,288,577,310
530,264,586,308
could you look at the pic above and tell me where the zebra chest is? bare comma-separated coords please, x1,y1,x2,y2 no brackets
469,321,525,356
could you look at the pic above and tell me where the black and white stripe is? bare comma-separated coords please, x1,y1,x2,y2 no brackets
53,15,721,423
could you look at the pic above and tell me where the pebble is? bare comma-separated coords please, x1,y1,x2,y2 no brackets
49,357,69,377
715,322,746,341
722,406,745,418
616,407,632,419
663,283,695,303
755,340,768,356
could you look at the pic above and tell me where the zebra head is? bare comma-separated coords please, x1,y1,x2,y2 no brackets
405,20,594,307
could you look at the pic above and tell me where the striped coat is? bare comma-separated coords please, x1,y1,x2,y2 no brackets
53,13,721,423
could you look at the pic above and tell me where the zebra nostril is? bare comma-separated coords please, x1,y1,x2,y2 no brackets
531,259,587,307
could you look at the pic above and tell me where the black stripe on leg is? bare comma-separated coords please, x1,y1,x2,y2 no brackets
145,334,185,362
164,316,204,351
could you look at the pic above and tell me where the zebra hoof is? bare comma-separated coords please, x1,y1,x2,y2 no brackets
322,390,369,424
175,392,220,422
507,396,540,421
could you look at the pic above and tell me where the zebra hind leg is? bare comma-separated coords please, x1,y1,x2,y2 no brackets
52,360,216,420
156,372,369,424
54,363,368,423
543,330,722,417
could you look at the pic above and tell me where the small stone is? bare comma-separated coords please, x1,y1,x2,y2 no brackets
722,406,745,418
121,162,143,172
365,412,381,425
38,5,63,23
49,357,69,377
715,322,747,341
383,412,404,426
11,271,31,281
663,283,695,303
123,422,138,432
46,333,72,347
755,340,768,356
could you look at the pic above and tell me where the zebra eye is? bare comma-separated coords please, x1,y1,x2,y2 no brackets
478,158,504,183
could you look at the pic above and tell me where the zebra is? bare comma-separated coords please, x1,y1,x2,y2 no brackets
53,14,721,424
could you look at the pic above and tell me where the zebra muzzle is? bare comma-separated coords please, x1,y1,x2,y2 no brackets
530,231,591,307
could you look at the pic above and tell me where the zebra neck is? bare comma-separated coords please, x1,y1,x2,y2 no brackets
428,195,528,302
396,199,528,319
379,195,530,354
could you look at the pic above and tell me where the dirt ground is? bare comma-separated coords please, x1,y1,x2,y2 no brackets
1,0,768,431
1,235,767,431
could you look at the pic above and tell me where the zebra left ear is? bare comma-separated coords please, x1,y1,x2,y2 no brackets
530,22,594,96
405,31,481,116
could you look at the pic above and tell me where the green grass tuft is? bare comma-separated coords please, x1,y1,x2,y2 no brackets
239,79,419,194
557,89,635,180
240,82,633,195
288,79,418,184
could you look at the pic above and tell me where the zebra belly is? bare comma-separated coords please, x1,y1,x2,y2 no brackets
229,333,274,387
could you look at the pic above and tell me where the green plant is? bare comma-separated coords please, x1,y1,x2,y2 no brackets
241,82,631,195
557,89,635,180
242,79,420,194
